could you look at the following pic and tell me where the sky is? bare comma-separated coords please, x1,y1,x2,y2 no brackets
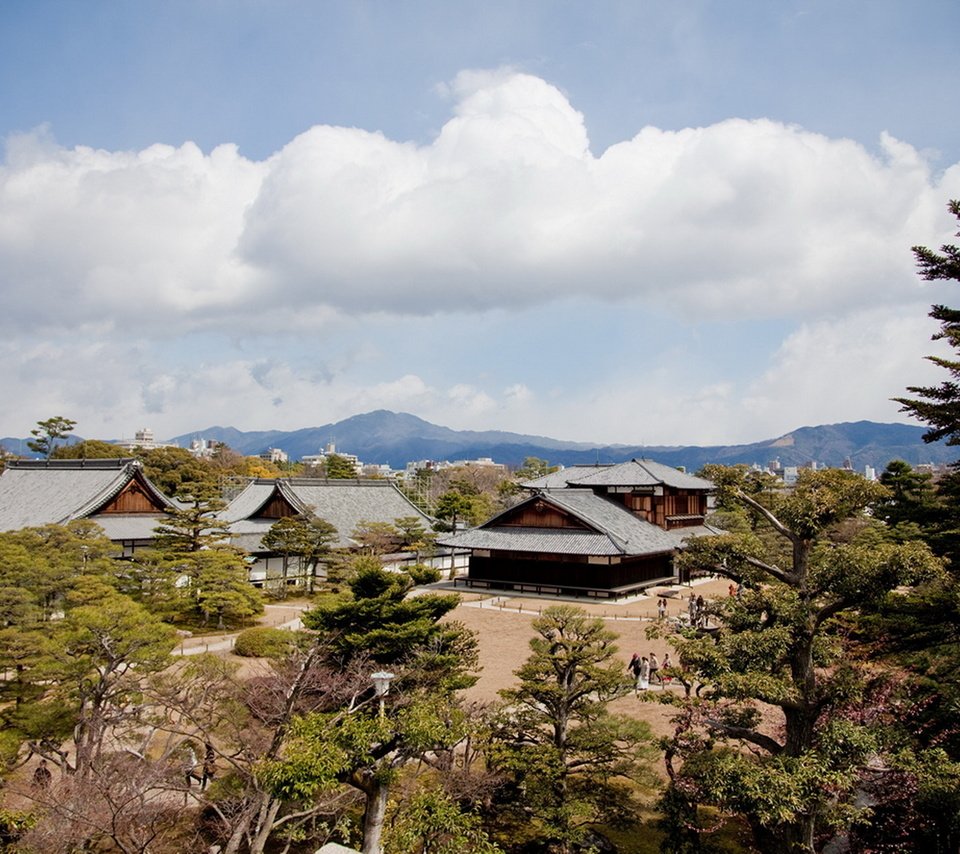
2,1,960,449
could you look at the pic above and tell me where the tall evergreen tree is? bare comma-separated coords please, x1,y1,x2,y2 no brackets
486,606,657,853
894,200,960,444
261,513,338,592
269,566,480,854
660,467,942,853
27,416,76,459
152,482,230,554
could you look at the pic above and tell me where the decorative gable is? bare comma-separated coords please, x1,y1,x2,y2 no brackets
253,490,299,520
495,498,591,531
96,476,167,515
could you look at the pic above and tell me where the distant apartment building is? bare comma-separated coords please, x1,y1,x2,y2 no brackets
301,442,363,476
451,456,507,472
404,456,507,479
259,447,288,464
114,427,178,452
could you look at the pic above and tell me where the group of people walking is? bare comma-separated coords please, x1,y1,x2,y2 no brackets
628,651,672,691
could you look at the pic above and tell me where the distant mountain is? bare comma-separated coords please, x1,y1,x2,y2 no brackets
160,410,956,472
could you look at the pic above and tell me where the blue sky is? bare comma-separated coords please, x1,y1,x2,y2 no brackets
2,1,959,448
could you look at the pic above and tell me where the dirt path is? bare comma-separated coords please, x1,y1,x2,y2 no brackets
450,577,731,738
173,601,311,655
176,580,731,738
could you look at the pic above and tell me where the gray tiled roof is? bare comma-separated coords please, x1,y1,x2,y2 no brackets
220,481,280,523
520,465,615,489
93,514,170,542
569,459,714,490
222,478,434,551
440,526,628,556
439,489,714,558
0,458,174,533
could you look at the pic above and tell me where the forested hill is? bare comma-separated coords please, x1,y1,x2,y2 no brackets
153,411,954,471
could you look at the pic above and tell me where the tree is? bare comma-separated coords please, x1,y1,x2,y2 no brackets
0,521,118,621
261,513,338,593
876,459,939,536
660,467,943,853
16,750,188,854
152,482,230,554
189,550,264,629
50,593,177,775
394,515,437,562
1,585,177,780
136,446,218,496
514,456,556,482
277,565,480,853
26,416,76,458
325,453,358,479
383,786,503,854
351,520,401,555
51,439,128,459
434,490,475,532
485,605,657,853
146,638,372,854
894,199,960,445
853,199,960,850
303,564,476,692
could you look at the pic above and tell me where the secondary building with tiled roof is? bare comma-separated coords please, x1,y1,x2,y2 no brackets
221,478,436,586
440,459,716,598
0,458,177,555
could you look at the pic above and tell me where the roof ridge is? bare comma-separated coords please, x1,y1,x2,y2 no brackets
69,462,142,521
7,458,136,470
540,490,632,553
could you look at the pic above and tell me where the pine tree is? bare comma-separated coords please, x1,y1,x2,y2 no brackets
894,200,960,444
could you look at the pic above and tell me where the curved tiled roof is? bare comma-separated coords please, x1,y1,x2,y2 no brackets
221,478,434,551
0,459,174,532
520,464,614,489
439,489,716,558
442,526,629,556
566,459,714,490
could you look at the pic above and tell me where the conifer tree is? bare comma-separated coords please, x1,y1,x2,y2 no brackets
659,467,942,853
895,200,960,444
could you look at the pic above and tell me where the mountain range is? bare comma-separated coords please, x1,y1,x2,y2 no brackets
3,411,953,472
164,411,954,472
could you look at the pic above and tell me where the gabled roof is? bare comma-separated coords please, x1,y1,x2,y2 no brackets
220,480,286,523
0,458,175,533
223,478,434,551
560,459,714,490
521,464,614,490
439,488,716,557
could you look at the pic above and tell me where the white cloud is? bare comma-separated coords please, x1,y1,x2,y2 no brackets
3,70,959,337
2,69,959,447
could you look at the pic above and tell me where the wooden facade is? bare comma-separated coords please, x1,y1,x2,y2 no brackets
98,477,169,515
466,551,673,598
620,489,707,527
253,493,299,520
499,501,589,530
449,459,714,600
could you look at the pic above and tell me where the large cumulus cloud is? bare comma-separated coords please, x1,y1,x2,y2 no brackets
3,69,960,445
3,69,958,335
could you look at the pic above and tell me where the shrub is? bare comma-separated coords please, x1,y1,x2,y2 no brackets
406,564,441,585
233,626,296,659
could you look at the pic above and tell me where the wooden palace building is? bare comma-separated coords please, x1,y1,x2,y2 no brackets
221,478,436,586
0,458,178,555
439,459,716,598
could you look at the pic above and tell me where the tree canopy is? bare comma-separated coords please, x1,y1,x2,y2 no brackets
659,467,943,852
895,199,960,445
26,416,77,458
